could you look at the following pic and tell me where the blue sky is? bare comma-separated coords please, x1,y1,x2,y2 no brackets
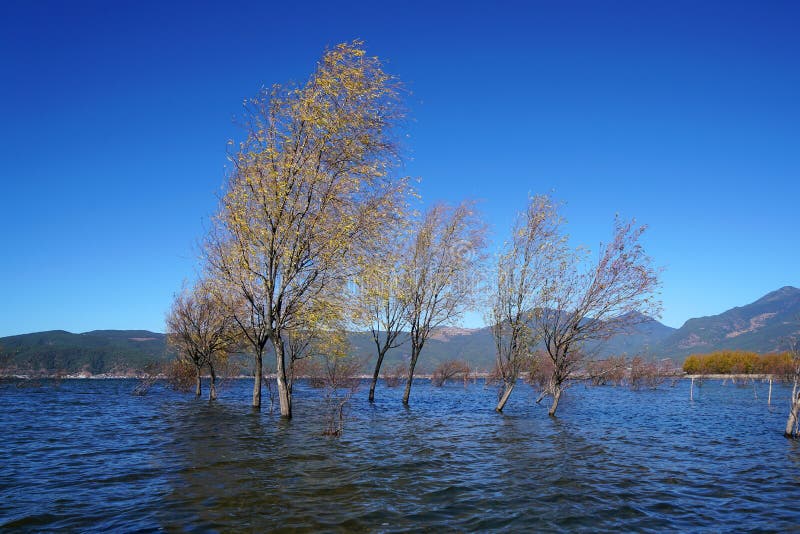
0,0,797,336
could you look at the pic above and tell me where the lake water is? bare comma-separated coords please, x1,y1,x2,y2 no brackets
2,377,800,531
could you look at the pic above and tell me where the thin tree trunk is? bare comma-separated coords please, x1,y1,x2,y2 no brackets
768,377,772,405
195,367,202,398
402,347,419,406
252,350,262,409
785,394,800,438
548,386,562,416
209,364,217,401
274,335,292,418
495,380,515,412
369,349,388,403
786,379,800,438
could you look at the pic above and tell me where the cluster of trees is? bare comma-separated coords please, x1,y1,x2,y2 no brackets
166,40,662,421
486,195,661,414
584,356,678,389
682,350,795,376
431,359,473,387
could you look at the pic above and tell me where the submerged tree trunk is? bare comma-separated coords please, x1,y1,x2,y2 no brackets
369,349,388,403
548,386,562,417
495,380,515,412
402,346,420,406
274,335,292,418
785,381,800,438
252,351,262,409
195,367,202,398
209,364,217,401
768,377,773,405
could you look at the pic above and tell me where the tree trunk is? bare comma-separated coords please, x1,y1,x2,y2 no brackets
369,349,388,403
548,386,562,417
768,377,772,405
274,335,292,418
785,386,800,438
402,347,419,406
252,351,262,409
495,380,515,412
195,367,202,398
209,364,217,401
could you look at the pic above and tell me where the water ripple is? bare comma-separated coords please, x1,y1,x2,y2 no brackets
2,378,800,531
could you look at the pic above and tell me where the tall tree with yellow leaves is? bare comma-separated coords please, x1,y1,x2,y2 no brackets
206,41,411,416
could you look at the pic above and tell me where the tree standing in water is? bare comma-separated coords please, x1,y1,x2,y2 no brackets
402,202,486,406
533,216,661,416
355,240,410,403
166,281,236,400
205,41,411,415
783,335,800,438
489,195,563,412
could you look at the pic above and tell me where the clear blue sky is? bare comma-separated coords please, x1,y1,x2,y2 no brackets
1,0,797,336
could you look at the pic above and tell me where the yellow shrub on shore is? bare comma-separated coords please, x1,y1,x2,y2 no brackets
683,350,791,375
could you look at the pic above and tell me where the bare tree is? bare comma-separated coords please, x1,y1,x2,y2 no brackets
320,354,363,437
205,41,411,416
628,356,675,390
488,195,562,412
401,202,487,405
533,216,661,416
431,359,472,387
301,349,362,436
382,362,406,388
585,356,628,386
166,281,237,400
132,361,162,396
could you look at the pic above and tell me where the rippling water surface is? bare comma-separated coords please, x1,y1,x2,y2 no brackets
2,377,800,531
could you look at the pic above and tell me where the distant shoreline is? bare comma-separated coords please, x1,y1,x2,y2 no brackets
4,373,786,382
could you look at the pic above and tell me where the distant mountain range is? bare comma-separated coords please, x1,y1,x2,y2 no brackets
654,286,800,358
1,287,798,375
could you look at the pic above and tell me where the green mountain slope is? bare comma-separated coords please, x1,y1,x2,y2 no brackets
656,286,800,358
0,330,170,375
2,286,797,374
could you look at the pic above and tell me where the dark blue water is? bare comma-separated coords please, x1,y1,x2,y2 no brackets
2,378,800,531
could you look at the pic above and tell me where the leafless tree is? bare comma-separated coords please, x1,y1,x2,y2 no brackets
382,362,406,388
628,356,676,390
166,281,237,400
132,361,162,396
585,356,628,386
533,216,661,416
431,359,472,387
303,352,363,436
